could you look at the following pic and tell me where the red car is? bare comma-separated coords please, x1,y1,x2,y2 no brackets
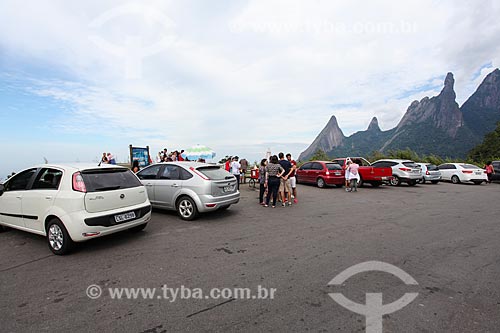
296,161,344,188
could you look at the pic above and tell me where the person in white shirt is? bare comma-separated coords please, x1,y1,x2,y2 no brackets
231,156,241,190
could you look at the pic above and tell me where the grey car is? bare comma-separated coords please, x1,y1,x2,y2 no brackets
371,159,422,186
416,163,441,184
136,162,239,220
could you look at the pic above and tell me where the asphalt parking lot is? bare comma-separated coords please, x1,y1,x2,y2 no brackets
1,181,499,332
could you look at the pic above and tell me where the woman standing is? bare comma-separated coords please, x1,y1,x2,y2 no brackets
264,155,284,208
258,159,267,205
484,161,495,183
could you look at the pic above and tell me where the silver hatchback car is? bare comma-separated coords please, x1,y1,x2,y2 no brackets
136,162,239,220
416,163,442,184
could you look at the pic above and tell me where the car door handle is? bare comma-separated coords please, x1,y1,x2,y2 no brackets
16,196,22,199
145,184,153,187
45,196,52,200
171,184,179,188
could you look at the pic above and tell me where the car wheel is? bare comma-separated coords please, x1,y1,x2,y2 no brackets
431,180,439,184
129,223,148,232
408,180,417,186
371,181,381,187
177,196,199,221
451,175,460,184
46,218,74,255
358,177,364,188
316,178,325,188
473,181,483,185
390,176,401,186
420,177,425,184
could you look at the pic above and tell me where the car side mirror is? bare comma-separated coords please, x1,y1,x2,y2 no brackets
0,184,4,196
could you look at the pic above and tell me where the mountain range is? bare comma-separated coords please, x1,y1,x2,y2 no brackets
299,68,500,160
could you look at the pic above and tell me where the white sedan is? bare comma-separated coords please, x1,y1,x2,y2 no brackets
437,163,488,185
0,164,151,255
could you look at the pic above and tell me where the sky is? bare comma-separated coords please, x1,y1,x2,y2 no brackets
1,0,500,180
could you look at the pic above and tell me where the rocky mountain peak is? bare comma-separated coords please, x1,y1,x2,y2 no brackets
367,117,381,131
297,115,345,160
461,67,500,136
395,72,462,137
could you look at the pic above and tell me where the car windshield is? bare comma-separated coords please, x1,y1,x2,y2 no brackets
326,163,342,170
403,162,419,168
426,164,439,171
81,168,142,192
197,166,234,180
461,164,481,169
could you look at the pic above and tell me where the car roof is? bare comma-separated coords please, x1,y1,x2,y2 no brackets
29,163,127,172
375,159,414,163
146,161,218,168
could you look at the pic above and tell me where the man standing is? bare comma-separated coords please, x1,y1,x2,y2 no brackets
231,156,241,190
286,153,298,204
240,158,248,184
278,152,293,206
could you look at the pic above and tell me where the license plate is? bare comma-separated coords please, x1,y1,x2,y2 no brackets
475,172,481,175
114,211,136,223
223,185,234,192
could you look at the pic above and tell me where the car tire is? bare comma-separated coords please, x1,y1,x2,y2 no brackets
408,180,417,186
371,181,381,187
431,180,439,184
473,181,483,185
176,196,199,221
451,175,460,184
316,178,325,188
129,223,148,232
0,225,6,232
219,205,230,210
390,176,401,186
46,218,74,255
420,177,425,184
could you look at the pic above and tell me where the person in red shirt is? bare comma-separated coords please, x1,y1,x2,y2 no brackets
484,161,495,183
178,150,185,161
225,157,232,172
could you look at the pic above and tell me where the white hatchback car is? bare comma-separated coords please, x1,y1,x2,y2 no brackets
0,164,151,255
437,163,488,185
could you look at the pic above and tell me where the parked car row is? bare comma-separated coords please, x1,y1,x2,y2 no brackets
296,158,491,188
0,162,240,255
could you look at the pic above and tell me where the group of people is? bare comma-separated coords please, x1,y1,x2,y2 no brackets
156,149,187,163
258,153,298,208
100,152,116,165
224,156,249,189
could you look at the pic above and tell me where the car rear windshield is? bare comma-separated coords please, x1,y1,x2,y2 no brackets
326,163,342,170
197,166,234,180
81,168,142,192
402,162,419,168
426,164,439,171
461,164,481,169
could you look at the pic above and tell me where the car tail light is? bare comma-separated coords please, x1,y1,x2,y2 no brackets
189,167,210,180
399,167,411,172
462,170,473,174
72,172,87,192
425,170,430,175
